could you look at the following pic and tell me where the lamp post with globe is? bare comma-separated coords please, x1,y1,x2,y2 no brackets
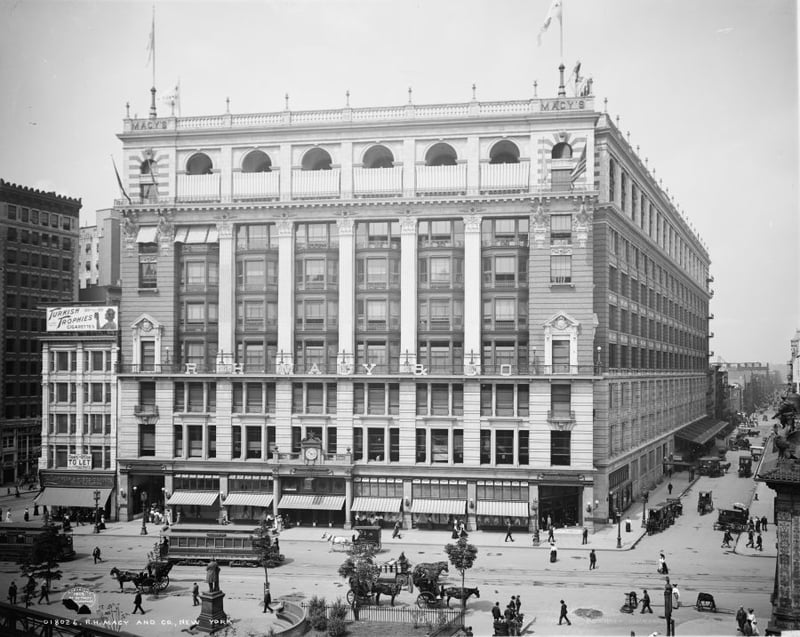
140,490,148,536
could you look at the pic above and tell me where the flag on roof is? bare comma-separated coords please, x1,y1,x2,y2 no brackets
570,144,587,183
111,156,131,204
146,7,155,66
537,0,562,47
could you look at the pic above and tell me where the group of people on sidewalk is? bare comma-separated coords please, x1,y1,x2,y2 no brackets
491,596,524,635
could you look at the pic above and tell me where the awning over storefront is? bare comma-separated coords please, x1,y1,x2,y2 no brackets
476,501,529,517
166,491,220,506
408,499,466,515
173,226,219,244
350,497,402,513
222,492,273,508
136,226,158,243
676,418,729,446
278,495,345,510
34,487,111,508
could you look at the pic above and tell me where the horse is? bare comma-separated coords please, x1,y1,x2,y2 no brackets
444,586,480,607
373,581,402,606
110,567,144,591
413,561,449,580
321,532,352,551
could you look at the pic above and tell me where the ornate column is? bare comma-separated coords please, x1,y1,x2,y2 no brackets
463,213,482,374
276,218,294,373
399,215,418,371
217,217,235,359
337,216,355,375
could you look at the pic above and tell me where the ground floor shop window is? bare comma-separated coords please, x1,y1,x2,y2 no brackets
539,485,581,528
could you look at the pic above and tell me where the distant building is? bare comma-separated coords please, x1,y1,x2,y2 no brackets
720,361,771,388
0,179,81,483
79,208,122,290
790,331,800,394
111,70,712,530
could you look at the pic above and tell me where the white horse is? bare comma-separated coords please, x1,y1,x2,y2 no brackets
321,532,352,551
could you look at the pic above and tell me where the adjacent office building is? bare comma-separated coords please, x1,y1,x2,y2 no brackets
112,73,711,531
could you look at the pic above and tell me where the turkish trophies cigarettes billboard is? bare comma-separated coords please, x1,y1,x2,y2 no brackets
46,307,119,332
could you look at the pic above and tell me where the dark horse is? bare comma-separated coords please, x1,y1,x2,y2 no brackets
110,567,145,591
444,586,480,607
373,581,402,606
412,561,449,583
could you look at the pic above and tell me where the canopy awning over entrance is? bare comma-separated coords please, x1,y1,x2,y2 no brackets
166,491,219,506
173,225,219,244
135,226,158,243
350,497,402,513
676,418,729,446
408,499,466,515
278,495,345,510
34,487,111,508
476,500,529,517
222,492,273,508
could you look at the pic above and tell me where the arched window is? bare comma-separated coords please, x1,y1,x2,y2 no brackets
301,148,332,171
140,159,156,175
551,142,573,160
489,141,520,164
186,153,213,175
425,143,457,167
362,145,394,169
242,150,272,173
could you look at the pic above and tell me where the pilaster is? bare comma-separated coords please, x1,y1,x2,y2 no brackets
217,219,235,358
399,216,418,369
463,213,482,373
276,219,294,372
337,217,355,372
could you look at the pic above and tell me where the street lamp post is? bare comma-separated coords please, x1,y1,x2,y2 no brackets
140,490,148,536
93,489,101,533
641,491,649,529
616,506,622,548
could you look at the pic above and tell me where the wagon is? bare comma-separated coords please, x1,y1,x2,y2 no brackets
738,456,753,478
666,498,683,517
646,502,674,535
714,505,749,533
697,491,714,515
135,560,173,594
698,456,724,477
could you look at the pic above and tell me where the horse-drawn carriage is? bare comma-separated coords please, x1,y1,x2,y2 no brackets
666,498,683,517
646,502,675,535
345,554,412,607
697,491,714,515
738,456,753,478
410,561,478,609
698,456,727,477
110,559,173,594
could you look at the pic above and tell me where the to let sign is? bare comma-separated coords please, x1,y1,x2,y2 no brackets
67,454,92,469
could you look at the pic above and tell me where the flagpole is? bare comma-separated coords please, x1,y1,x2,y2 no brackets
149,4,157,118
559,0,564,63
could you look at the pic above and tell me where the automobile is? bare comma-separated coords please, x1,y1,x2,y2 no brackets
750,445,764,460
698,456,725,477
714,504,749,533
738,456,753,478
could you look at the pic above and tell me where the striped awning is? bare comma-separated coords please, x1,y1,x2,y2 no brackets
136,226,158,243
222,492,273,508
476,501,530,517
278,495,345,510
34,487,111,508
173,225,219,244
166,491,219,506
350,497,402,513
408,499,466,515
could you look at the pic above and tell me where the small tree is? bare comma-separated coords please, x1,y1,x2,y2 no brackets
20,522,63,590
444,536,478,609
252,520,279,589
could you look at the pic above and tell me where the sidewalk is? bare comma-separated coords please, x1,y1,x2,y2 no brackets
49,471,693,553
732,474,777,558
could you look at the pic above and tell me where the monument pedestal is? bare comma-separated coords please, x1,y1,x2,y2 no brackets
196,590,227,633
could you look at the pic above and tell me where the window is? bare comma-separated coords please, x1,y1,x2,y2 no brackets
552,340,570,372
353,428,363,461
415,429,426,463
188,426,203,458
138,244,158,288
480,430,491,464
367,428,385,461
140,341,156,371
550,431,571,465
415,384,463,416
518,431,530,465
232,427,242,458
550,255,572,284
550,215,572,245
246,426,262,459
551,384,571,418
431,429,449,463
353,383,399,415
495,430,514,464
140,424,156,456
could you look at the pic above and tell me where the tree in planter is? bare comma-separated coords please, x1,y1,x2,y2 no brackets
252,519,284,591
338,543,380,593
444,536,478,610
19,522,63,592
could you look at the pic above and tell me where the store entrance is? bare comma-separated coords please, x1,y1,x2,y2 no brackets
539,485,581,528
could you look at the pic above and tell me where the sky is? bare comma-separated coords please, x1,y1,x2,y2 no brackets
0,0,797,366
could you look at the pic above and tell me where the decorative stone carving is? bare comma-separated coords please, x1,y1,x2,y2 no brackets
399,215,417,234
573,201,592,248
336,216,354,235
463,214,482,233
277,217,293,237
156,209,175,246
122,210,139,251
531,201,547,248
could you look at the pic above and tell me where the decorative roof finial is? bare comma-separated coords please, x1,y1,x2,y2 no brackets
533,80,538,97
636,145,640,154
603,97,608,112
472,83,476,100
125,102,130,119
626,131,630,142
346,90,350,107
408,86,413,104
615,115,620,126
225,97,230,114
285,93,289,110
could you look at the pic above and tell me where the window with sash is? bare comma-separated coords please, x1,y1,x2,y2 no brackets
550,255,572,284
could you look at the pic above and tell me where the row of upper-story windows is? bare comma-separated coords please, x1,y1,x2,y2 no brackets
608,156,706,286
5,249,72,272
5,204,76,230
147,141,578,176
5,227,73,250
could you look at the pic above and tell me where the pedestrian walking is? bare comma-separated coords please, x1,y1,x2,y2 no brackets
547,526,555,543
736,606,747,633
558,599,572,625
755,518,761,533
24,508,29,522
722,530,733,548
549,543,557,563
93,546,102,564
658,552,668,574
6,510,12,523
8,581,17,604
667,482,673,495
756,533,763,551
746,530,755,548
747,609,758,635
672,583,680,609
515,595,521,614
640,589,652,613
132,591,145,614
748,518,755,533
392,521,401,539
192,582,199,606
581,527,588,544
23,588,32,608
504,518,514,542
263,586,273,613
38,582,49,605
761,515,768,532
589,549,597,570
